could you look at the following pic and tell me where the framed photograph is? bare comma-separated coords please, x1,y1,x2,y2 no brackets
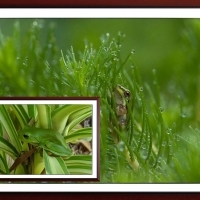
0,97,100,182
0,9,200,197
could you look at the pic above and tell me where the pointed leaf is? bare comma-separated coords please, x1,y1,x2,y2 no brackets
43,150,70,175
51,104,91,133
64,127,92,143
11,105,30,128
36,105,52,129
0,105,22,152
0,136,19,159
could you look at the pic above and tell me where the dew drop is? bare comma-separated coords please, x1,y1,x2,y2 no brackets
159,107,164,112
48,43,52,48
162,141,166,146
104,47,108,52
118,32,122,36
141,143,146,149
168,141,172,146
152,69,156,74
195,128,200,133
72,89,77,94
181,113,186,118
33,21,38,26
131,49,135,54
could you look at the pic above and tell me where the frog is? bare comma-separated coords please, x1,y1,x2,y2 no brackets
18,125,73,157
109,84,131,143
114,84,131,130
111,84,139,170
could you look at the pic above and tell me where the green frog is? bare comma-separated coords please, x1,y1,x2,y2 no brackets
110,84,131,142
112,84,139,170
114,84,131,129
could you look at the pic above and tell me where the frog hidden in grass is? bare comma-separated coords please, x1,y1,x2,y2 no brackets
109,84,131,143
109,84,139,170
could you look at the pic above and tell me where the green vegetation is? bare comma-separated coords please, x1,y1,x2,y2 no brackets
0,19,199,182
0,104,92,175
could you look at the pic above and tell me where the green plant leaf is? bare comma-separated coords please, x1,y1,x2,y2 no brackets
64,155,92,174
36,105,52,129
27,104,37,120
51,104,91,133
0,105,22,152
64,127,92,143
67,165,92,175
0,154,10,174
64,155,92,165
10,105,30,128
43,150,70,175
65,107,92,135
0,136,19,159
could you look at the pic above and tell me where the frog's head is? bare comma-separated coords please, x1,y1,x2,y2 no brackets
18,128,39,144
114,84,131,105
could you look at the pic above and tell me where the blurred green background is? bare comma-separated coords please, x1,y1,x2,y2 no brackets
0,18,184,73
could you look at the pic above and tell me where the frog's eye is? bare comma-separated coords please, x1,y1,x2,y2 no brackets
124,91,130,98
23,134,29,139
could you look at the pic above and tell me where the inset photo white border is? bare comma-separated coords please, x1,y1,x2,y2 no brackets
0,97,100,181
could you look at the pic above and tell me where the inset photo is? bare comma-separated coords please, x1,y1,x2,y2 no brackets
0,97,100,181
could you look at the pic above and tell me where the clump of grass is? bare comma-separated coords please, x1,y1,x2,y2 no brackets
60,31,181,182
0,20,63,96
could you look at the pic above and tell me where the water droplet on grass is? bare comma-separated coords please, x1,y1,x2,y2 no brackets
159,107,164,112
33,21,38,26
162,141,166,146
131,49,135,54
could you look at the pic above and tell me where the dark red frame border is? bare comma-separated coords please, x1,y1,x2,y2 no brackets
1,193,200,199
0,97,100,182
0,1,200,7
